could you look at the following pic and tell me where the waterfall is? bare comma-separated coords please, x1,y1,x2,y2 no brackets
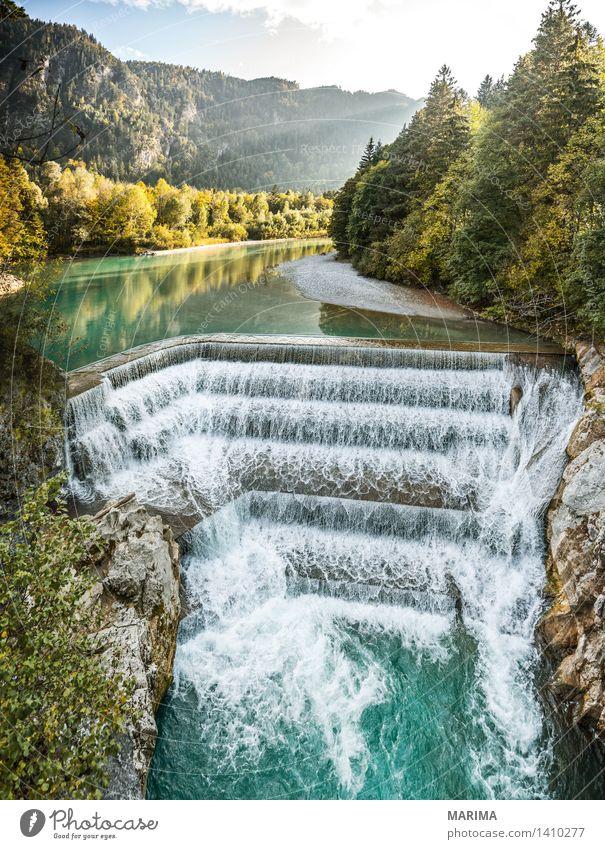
65,341,583,799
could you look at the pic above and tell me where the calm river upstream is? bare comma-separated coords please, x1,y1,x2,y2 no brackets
43,239,542,370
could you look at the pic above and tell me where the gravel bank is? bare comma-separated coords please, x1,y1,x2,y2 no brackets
281,252,471,320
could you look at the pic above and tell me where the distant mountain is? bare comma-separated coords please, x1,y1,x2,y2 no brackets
0,10,420,190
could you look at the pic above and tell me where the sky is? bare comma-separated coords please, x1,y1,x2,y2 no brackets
21,0,605,99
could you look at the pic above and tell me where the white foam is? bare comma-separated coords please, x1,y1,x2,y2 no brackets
66,347,583,797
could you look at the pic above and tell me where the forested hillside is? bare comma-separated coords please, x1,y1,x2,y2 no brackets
0,5,418,191
331,0,605,341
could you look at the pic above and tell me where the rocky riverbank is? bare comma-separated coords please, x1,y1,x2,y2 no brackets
2,360,181,797
84,494,181,799
0,352,64,522
539,342,605,738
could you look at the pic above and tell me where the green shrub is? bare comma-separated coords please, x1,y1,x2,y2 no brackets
0,477,128,799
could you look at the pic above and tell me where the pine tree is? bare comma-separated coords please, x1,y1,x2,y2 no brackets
476,75,495,107
359,138,376,169
329,177,357,257
449,0,604,304
476,75,506,108
0,1,26,19
385,65,470,221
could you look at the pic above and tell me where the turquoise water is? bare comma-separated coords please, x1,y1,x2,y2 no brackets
150,620,481,800
41,239,542,370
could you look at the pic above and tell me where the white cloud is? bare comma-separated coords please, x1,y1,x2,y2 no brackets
113,45,149,59
95,0,605,98
108,0,402,39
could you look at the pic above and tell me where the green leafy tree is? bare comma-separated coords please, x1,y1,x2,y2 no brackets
384,154,471,286
0,478,128,799
493,110,605,336
153,179,193,230
449,0,603,304
330,2,605,342
336,66,470,270
0,156,46,265
104,184,156,249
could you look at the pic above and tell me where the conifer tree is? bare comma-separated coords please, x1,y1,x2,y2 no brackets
476,75,506,108
330,176,358,257
449,0,604,304
359,138,376,169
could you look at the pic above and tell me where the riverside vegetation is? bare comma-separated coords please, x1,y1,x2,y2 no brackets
330,0,605,342
0,479,129,798
0,266,182,799
0,155,333,259
0,253,131,797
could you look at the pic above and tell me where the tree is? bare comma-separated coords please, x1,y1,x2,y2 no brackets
495,111,605,336
41,160,98,252
449,1,604,305
190,189,211,239
359,138,376,169
330,176,358,257
384,154,471,286
153,179,193,230
568,226,605,336
332,66,470,270
0,1,26,19
0,478,128,798
210,191,229,226
399,65,469,205
104,185,156,249
476,75,506,108
0,155,46,265
347,161,393,262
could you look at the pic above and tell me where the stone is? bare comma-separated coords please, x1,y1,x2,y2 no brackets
539,341,605,741
560,442,605,516
567,411,605,459
88,496,180,799
510,385,523,416
538,601,578,657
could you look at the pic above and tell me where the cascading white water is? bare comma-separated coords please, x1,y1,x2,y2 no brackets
66,342,583,799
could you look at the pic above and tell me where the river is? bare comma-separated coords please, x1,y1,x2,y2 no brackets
43,239,547,371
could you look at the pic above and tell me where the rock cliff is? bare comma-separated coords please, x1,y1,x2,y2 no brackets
84,495,181,799
539,342,605,737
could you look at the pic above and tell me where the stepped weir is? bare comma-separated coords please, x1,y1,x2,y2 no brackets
65,334,582,799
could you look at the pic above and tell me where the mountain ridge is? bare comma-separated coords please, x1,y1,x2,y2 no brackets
0,11,420,190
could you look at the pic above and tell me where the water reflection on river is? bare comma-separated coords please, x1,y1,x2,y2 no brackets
42,238,543,370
